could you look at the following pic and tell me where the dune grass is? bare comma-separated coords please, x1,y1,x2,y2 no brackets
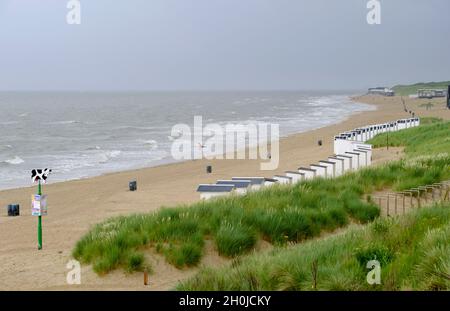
177,203,450,291
73,155,449,274
73,118,450,275
368,118,450,157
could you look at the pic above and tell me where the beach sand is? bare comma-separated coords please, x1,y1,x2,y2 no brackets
0,95,449,290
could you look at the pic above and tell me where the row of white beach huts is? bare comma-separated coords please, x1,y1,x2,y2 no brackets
197,117,420,200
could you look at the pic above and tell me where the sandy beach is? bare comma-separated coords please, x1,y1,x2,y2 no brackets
1,95,449,291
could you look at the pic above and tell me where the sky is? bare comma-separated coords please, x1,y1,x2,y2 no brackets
0,0,449,91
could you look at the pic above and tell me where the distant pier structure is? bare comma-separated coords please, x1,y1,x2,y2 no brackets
368,87,395,96
417,89,447,99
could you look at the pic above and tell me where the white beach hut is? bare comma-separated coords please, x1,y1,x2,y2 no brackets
216,180,251,195
390,122,397,132
327,157,344,176
363,127,371,141
352,143,372,166
298,167,316,180
273,175,292,184
369,125,376,137
355,128,367,142
264,178,278,187
334,136,354,155
310,164,327,178
397,119,407,130
285,171,305,183
351,130,363,142
335,154,352,172
197,184,235,200
354,149,369,167
345,151,361,170
319,160,335,178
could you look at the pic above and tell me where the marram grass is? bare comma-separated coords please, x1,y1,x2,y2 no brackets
177,203,450,291
73,119,450,274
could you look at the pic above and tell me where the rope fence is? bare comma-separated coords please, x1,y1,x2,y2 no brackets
372,180,450,217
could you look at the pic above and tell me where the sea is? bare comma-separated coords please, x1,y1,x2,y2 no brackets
0,91,375,190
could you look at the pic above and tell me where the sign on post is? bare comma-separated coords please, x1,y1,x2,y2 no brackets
31,168,51,250
31,194,48,216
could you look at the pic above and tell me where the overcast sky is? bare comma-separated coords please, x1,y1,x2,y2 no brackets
0,0,449,91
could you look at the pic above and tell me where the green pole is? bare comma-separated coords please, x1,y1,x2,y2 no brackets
38,180,42,250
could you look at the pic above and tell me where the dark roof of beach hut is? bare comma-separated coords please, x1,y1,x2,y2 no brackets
232,177,265,185
216,180,251,188
197,184,235,192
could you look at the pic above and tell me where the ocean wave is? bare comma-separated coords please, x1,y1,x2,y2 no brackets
98,150,122,163
142,139,158,149
48,120,83,125
2,156,24,165
113,125,158,131
86,146,102,150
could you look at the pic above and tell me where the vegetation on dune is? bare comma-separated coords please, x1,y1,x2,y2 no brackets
73,119,450,275
178,203,450,291
368,118,450,157
392,81,450,96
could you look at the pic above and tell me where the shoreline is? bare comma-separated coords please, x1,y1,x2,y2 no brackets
0,94,449,290
0,94,374,192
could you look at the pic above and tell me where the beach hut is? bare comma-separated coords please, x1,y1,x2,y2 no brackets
352,142,372,150
197,184,235,200
327,157,344,176
357,148,372,166
310,164,327,178
335,154,352,172
352,143,372,166
376,124,382,135
354,149,369,167
345,151,361,170
232,177,265,190
298,167,316,180
370,125,377,136
273,175,292,184
319,160,335,178
216,180,251,195
397,119,407,130
351,130,363,142
355,128,367,142
264,178,278,187
364,127,371,141
285,171,304,183
406,119,412,128
390,122,397,132
334,136,354,155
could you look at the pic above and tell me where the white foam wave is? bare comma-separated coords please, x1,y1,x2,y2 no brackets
48,120,82,125
3,156,24,165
